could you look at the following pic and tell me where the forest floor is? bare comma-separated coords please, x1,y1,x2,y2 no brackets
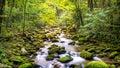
0,25,120,68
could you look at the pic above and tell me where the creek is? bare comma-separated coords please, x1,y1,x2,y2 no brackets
34,30,101,68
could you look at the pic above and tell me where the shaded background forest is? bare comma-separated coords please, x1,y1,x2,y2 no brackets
0,0,119,43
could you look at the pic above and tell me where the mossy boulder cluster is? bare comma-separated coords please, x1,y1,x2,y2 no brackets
0,29,47,68
44,32,59,42
46,44,66,60
85,61,109,68
58,56,73,63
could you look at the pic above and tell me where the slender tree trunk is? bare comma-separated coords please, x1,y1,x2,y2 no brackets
88,0,94,11
0,0,5,33
23,0,27,36
94,0,98,8
74,0,84,31
107,0,111,7
100,0,105,8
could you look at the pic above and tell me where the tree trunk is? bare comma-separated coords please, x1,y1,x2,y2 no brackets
0,0,5,33
23,0,27,36
100,0,105,8
94,0,98,8
88,0,94,11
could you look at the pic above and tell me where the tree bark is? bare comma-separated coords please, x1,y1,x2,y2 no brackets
88,0,94,11
94,0,97,8
23,0,27,36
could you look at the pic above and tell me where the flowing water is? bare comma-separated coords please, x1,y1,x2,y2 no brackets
34,32,101,68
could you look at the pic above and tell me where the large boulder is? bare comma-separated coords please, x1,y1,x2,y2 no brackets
85,61,108,68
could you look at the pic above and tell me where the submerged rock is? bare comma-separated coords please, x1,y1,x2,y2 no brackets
46,54,54,61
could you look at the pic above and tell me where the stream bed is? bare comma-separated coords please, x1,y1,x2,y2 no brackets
34,32,102,68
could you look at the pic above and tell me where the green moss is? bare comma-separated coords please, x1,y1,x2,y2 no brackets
0,63,12,68
99,53,107,57
71,34,79,40
58,56,73,63
87,47,95,52
2,59,13,66
46,54,54,61
109,64,116,68
10,56,24,63
115,56,120,60
18,63,32,68
68,41,76,45
51,38,59,42
109,51,118,58
85,61,109,68
76,37,87,45
48,45,66,54
80,50,93,60
117,66,120,68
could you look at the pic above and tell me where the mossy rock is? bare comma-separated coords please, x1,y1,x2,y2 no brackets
117,66,120,68
109,51,118,58
58,56,73,63
48,45,66,54
2,59,13,66
18,63,32,68
77,42,84,45
0,63,12,68
98,53,107,57
87,47,95,53
10,56,24,63
104,48,111,52
71,34,79,40
68,41,76,45
80,50,93,60
51,38,59,42
46,54,54,61
76,37,87,45
115,56,120,60
85,61,109,68
69,65,82,68
109,64,116,68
